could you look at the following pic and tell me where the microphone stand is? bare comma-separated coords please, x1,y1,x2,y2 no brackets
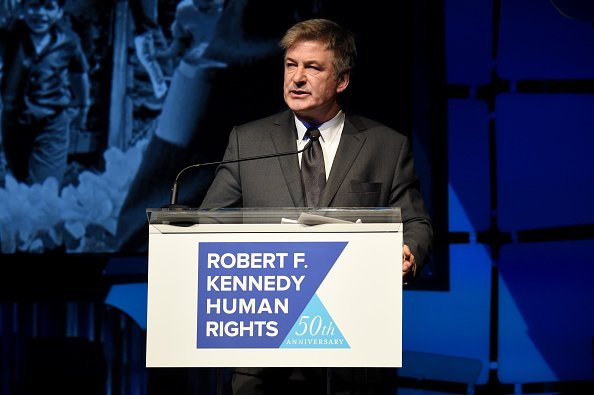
166,139,316,208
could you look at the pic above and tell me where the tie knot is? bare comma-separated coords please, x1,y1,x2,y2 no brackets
305,127,321,141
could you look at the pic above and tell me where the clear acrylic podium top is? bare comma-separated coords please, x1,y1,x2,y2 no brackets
146,207,401,226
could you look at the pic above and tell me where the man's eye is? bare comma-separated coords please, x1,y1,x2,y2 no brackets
305,66,322,75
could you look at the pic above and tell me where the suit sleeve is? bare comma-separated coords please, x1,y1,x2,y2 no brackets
199,126,243,208
390,136,433,272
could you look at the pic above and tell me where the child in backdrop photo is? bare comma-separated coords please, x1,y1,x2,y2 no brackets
0,0,90,186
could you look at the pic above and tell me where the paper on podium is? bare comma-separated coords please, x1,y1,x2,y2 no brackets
280,212,361,225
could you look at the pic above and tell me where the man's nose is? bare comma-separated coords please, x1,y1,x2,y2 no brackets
292,66,306,82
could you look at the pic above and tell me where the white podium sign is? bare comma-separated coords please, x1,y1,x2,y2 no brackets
145,208,402,367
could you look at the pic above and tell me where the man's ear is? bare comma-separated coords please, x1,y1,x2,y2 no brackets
336,72,350,94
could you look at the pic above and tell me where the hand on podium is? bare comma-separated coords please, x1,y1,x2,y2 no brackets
402,244,417,279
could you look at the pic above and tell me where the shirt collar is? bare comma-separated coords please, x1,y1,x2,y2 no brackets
295,110,345,143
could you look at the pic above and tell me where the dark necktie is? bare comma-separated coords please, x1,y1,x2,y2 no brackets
301,127,326,207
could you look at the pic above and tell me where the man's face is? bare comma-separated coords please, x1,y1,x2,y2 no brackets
23,0,63,35
283,40,349,123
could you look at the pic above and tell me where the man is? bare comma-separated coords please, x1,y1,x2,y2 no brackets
200,18,433,395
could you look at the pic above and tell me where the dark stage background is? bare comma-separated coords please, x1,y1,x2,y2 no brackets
1,0,594,394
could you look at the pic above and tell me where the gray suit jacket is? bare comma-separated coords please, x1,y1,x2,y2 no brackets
200,110,433,269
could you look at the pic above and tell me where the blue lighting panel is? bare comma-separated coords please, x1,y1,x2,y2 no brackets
403,244,492,384
498,0,594,80
105,283,148,330
496,93,594,231
445,0,493,84
498,240,594,383
448,99,491,232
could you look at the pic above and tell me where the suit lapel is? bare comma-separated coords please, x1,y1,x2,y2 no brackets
267,112,367,208
270,111,305,207
319,116,366,207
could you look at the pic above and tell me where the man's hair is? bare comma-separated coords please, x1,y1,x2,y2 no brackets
279,18,357,80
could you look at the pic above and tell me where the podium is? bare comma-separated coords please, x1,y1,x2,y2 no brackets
145,207,403,368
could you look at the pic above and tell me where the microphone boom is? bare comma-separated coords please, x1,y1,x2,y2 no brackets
167,138,316,207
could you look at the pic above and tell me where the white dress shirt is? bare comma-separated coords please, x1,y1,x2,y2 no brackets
295,111,345,180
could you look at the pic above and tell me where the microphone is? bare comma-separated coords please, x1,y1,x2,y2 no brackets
167,135,318,208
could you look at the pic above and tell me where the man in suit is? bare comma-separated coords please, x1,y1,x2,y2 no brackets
200,18,433,395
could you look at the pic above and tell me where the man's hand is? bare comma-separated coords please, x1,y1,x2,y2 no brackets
402,244,416,278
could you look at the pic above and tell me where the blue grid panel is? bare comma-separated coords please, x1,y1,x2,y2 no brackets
448,99,491,232
496,93,594,231
105,283,148,330
498,240,594,383
498,0,594,80
403,244,491,384
445,0,493,84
